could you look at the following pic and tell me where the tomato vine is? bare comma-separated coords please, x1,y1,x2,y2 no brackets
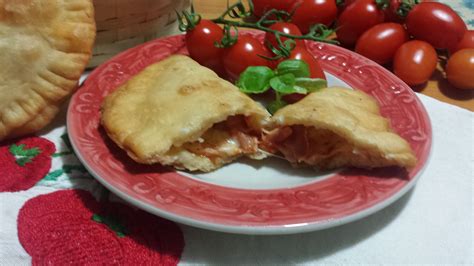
177,0,337,54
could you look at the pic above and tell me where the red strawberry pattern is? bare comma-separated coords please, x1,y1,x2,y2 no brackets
17,190,184,265
0,137,55,192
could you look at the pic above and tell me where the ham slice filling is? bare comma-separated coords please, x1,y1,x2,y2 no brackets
182,115,259,162
261,125,352,166
181,119,355,166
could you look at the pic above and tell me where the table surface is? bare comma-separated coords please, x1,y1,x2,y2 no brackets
193,0,474,111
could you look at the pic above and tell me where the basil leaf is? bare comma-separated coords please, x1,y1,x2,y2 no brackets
295,78,328,93
267,99,288,114
270,73,308,95
237,66,275,94
276,59,310,78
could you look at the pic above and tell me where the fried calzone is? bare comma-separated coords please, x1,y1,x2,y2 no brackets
101,55,270,172
262,87,417,170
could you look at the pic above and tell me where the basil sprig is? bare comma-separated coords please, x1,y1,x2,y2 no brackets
236,59,327,114
276,60,311,78
237,66,274,94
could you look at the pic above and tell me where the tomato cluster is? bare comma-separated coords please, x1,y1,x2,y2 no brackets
339,0,473,89
185,20,325,84
185,0,473,90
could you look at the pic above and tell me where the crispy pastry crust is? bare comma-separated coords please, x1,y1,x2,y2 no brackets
101,55,270,172
270,87,417,169
0,0,96,141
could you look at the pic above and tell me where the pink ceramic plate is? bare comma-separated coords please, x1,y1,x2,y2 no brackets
68,32,432,235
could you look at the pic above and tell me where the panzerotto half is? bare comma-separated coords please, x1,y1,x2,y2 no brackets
262,87,417,170
101,55,271,172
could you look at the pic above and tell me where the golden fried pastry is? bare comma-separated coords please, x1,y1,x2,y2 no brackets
262,87,417,170
0,0,96,141
101,55,271,172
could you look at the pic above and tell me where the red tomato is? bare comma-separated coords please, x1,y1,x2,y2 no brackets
291,0,338,33
252,0,294,17
406,2,467,50
222,35,272,81
339,0,357,10
282,47,326,103
282,93,305,104
336,0,385,47
384,0,403,23
450,30,474,54
393,40,438,86
265,22,304,50
337,0,355,16
287,46,326,79
446,49,474,90
355,23,408,65
185,20,224,73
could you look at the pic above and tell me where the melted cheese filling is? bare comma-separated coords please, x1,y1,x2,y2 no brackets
183,128,243,159
180,115,259,163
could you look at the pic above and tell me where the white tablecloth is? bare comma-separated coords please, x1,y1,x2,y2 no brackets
1,93,472,265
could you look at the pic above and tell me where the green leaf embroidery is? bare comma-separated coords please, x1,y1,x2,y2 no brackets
61,133,73,150
15,157,31,167
43,165,90,182
9,144,41,166
63,164,88,174
9,144,40,156
52,133,74,157
92,214,127,238
43,169,64,181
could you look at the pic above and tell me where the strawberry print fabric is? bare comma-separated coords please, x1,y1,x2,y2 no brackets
17,189,184,265
0,137,55,192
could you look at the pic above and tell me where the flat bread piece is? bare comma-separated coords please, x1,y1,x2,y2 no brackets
101,55,271,172
0,0,96,141
263,87,417,170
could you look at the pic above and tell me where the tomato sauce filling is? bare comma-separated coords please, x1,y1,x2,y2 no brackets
182,115,260,162
261,125,353,166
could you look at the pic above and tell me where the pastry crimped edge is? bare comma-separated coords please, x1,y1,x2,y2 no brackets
0,0,96,141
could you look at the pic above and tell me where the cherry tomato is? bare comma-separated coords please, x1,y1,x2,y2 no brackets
336,0,385,47
282,93,306,104
446,49,474,90
252,0,294,17
282,47,326,103
355,23,408,65
384,0,404,23
265,22,304,51
185,20,224,73
337,0,354,16
339,0,357,10
393,40,438,86
450,30,474,54
406,2,467,50
222,35,272,81
287,46,326,79
291,0,338,33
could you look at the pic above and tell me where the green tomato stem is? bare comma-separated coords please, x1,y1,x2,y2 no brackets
211,17,338,45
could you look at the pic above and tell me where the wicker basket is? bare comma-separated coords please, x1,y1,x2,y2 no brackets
89,0,191,67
